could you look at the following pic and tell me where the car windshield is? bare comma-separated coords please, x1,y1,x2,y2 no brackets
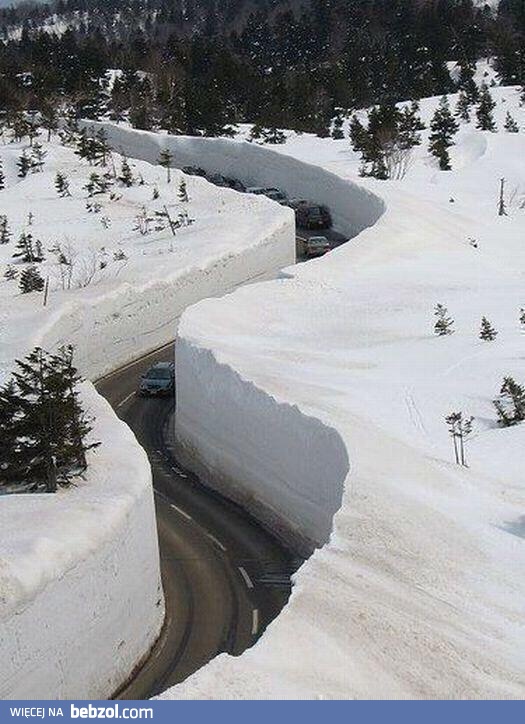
146,368,171,380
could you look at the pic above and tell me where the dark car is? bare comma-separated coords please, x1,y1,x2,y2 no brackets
304,236,331,258
296,203,333,230
139,362,175,397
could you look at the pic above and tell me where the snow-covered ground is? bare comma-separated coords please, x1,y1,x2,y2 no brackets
0,133,295,698
165,85,525,698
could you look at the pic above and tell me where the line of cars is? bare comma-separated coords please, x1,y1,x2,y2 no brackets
182,166,334,258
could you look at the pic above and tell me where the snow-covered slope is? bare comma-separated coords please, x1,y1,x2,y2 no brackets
164,86,525,698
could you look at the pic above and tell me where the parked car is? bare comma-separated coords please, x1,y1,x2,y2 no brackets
225,177,246,192
304,236,331,258
246,186,268,195
139,362,175,397
246,186,288,204
296,203,333,230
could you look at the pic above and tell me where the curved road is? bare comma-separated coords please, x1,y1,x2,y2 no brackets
96,226,347,699
96,344,301,699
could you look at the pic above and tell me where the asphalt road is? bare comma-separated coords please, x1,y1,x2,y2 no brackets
96,344,301,699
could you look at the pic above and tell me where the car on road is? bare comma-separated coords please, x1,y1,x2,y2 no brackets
296,203,332,230
139,362,175,397
246,186,288,204
304,236,331,259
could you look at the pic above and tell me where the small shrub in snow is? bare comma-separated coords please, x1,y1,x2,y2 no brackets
520,307,525,329
19,265,45,293
0,215,11,244
178,178,189,203
0,159,4,190
433,304,455,336
118,156,134,187
84,172,111,197
86,200,102,214
445,411,473,467
479,317,498,341
30,142,47,173
55,171,71,197
152,186,160,200
504,112,519,133
494,377,525,427
0,346,99,493
331,113,345,140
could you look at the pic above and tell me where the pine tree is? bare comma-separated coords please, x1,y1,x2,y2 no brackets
493,376,525,427
94,128,111,166
398,103,425,149
429,96,459,171
331,113,345,140
17,151,31,178
118,157,134,187
445,411,474,466
0,347,99,492
55,172,71,197
504,112,519,133
178,178,189,203
476,83,497,132
0,215,11,244
520,307,525,329
349,115,368,153
41,106,58,142
30,142,47,173
12,232,43,263
84,172,111,197
4,265,17,280
455,91,472,123
19,265,45,293
0,159,5,190
434,303,455,336
158,149,174,183
479,316,497,341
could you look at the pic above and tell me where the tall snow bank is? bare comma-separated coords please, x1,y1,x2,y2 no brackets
166,89,525,698
0,385,162,700
90,122,385,240
175,338,348,552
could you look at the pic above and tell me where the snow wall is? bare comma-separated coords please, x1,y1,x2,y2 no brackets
1,128,297,699
0,385,163,700
89,123,385,241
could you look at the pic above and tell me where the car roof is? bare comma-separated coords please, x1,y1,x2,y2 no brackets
150,361,173,369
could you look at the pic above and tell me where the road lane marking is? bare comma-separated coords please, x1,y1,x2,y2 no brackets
205,532,227,552
117,391,136,408
169,503,192,521
251,608,259,636
238,566,254,589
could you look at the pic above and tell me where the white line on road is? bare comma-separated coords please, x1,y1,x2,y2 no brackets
205,532,227,552
169,503,192,521
238,566,254,589
251,608,259,636
117,391,136,409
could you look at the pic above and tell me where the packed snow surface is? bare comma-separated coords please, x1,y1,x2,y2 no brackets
166,86,525,698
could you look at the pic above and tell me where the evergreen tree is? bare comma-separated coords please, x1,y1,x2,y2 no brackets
94,128,111,166
349,115,368,153
331,113,345,140
0,347,99,492
476,83,497,132
520,307,525,329
493,376,525,427
13,232,44,263
178,178,189,203
0,215,11,244
84,172,111,197
118,157,134,187
4,265,17,280
17,151,32,178
19,265,45,293
429,96,459,171
261,127,286,144
55,172,71,197
445,411,474,466
455,91,472,123
504,111,519,133
41,106,58,142
398,102,425,148
30,142,47,173
479,316,497,341
158,149,174,183
0,159,5,190
434,303,455,336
